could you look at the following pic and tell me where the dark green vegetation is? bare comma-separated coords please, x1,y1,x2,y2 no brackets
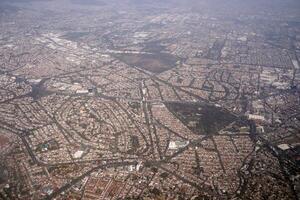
0,164,8,185
61,32,89,41
205,39,225,60
71,0,106,6
166,103,237,135
115,53,178,73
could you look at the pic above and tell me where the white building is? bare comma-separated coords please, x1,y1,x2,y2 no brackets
248,114,265,121
168,141,189,150
74,150,84,159
76,90,89,94
277,144,290,151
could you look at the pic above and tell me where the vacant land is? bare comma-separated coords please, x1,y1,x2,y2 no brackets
115,53,178,73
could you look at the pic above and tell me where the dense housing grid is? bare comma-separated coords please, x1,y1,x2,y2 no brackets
0,0,300,199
